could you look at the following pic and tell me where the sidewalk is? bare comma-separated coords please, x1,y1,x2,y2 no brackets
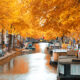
0,49,22,65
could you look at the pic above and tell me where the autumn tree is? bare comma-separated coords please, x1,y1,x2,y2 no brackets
0,0,80,41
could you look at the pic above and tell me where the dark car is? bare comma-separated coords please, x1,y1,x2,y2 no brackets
25,43,35,51
0,50,5,57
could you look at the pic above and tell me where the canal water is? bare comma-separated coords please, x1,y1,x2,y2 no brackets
0,43,57,80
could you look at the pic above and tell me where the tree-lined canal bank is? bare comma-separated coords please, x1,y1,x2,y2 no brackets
0,43,57,80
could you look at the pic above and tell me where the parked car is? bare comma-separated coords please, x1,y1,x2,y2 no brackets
25,43,35,51
39,38,46,42
0,49,5,57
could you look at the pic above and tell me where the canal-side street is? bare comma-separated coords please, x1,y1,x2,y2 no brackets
0,0,80,80
0,43,57,80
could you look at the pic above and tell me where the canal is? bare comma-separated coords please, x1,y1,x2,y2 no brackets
0,43,57,80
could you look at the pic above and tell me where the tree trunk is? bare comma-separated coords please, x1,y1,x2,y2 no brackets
2,29,4,51
8,34,12,52
13,35,15,50
20,35,21,48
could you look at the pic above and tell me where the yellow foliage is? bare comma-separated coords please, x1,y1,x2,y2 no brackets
0,0,80,40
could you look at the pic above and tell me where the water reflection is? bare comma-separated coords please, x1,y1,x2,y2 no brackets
39,43,48,53
0,43,57,80
10,57,29,74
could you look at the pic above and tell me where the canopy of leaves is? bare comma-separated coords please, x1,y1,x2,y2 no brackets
0,0,80,40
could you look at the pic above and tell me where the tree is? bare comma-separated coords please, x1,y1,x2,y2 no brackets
0,0,80,41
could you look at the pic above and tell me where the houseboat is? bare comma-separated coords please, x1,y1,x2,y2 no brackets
50,49,67,65
57,56,80,80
